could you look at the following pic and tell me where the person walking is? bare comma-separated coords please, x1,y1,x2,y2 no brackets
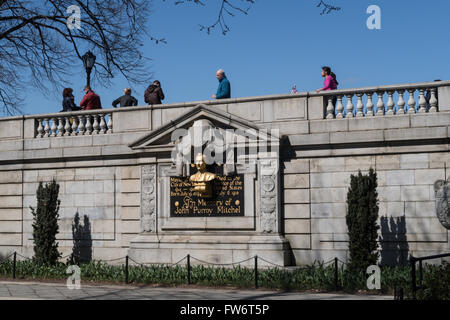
80,85,102,110
144,80,165,105
61,88,81,112
112,88,138,108
212,69,231,99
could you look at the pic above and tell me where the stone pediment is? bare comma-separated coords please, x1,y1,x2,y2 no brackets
128,105,280,151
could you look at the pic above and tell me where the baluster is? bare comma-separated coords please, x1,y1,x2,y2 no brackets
326,97,334,119
85,116,93,135
429,88,438,113
64,116,71,136
408,89,416,114
366,92,374,117
418,89,427,113
346,94,354,118
78,115,85,135
57,117,64,137
36,119,44,138
43,118,50,137
50,118,57,137
336,95,344,119
376,91,385,116
93,115,100,134
356,93,364,117
99,114,107,134
107,114,113,134
386,91,395,115
397,90,406,115
71,116,78,135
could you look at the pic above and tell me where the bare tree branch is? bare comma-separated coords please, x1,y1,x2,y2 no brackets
0,0,158,115
167,0,255,35
316,0,341,15
0,0,341,116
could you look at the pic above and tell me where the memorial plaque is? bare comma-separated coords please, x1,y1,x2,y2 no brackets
170,175,244,217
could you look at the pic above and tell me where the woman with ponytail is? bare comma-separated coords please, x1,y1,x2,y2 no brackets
316,66,338,93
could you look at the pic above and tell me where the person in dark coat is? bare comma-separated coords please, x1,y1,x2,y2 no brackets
112,88,138,108
61,88,81,112
144,80,165,105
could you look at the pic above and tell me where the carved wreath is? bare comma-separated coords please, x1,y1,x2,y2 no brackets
434,180,450,230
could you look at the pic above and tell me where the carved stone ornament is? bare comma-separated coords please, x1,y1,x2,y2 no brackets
141,165,157,232
260,160,278,233
434,180,450,230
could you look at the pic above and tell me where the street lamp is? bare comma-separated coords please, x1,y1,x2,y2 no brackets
81,51,96,87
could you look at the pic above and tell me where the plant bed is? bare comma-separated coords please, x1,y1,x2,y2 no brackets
0,259,435,297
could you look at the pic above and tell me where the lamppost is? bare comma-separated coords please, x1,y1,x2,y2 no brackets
81,51,96,87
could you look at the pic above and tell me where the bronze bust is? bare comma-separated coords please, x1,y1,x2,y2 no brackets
190,153,216,197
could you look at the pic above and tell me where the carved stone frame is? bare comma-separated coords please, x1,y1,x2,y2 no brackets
157,162,257,231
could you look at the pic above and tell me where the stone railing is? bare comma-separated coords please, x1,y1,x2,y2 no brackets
318,81,450,119
1,80,449,141
34,109,113,137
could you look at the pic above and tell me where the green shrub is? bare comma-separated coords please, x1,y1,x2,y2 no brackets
30,180,61,265
0,258,447,299
346,169,380,272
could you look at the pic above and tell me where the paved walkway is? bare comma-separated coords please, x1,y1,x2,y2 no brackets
0,281,392,300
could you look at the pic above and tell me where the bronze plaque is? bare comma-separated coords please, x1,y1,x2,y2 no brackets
170,175,244,217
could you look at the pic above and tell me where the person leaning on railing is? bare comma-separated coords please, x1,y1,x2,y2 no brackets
61,88,81,112
144,80,165,105
112,88,138,108
80,85,102,110
61,88,81,126
316,66,339,113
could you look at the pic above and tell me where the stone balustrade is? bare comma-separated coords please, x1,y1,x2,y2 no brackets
1,81,449,141
35,111,113,138
319,81,450,119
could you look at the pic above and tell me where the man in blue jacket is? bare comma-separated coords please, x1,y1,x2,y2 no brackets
212,69,231,99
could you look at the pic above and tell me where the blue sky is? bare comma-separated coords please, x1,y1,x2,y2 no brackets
21,0,450,115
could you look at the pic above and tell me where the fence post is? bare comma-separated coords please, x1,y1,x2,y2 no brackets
410,255,416,300
12,252,16,279
125,255,129,284
187,254,191,285
255,255,258,289
399,287,404,300
418,260,423,287
334,257,338,291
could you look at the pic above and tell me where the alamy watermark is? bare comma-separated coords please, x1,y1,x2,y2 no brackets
66,265,81,289
170,127,280,169
66,5,81,30
366,265,381,290
366,5,381,30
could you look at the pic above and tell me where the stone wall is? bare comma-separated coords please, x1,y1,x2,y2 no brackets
0,166,145,261
1,81,449,265
282,154,450,265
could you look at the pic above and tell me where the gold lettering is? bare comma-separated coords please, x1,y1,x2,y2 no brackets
171,175,244,216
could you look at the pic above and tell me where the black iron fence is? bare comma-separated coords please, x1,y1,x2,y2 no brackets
409,252,450,300
0,251,344,289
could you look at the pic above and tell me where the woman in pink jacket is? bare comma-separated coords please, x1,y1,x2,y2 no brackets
316,66,338,93
316,66,339,117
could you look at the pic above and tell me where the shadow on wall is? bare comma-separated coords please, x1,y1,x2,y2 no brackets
379,216,409,266
69,212,92,264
